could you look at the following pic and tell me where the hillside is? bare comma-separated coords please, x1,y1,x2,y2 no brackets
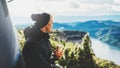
52,20,120,47
17,29,120,68
96,25,120,47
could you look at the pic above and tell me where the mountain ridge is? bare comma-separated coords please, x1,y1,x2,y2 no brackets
15,20,120,47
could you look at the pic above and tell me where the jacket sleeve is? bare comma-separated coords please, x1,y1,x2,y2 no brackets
50,53,58,64
28,44,53,68
48,41,58,63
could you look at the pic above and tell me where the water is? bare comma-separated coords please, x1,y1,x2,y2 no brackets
91,38,120,65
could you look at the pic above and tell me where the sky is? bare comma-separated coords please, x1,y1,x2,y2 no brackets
6,0,120,24
7,0,120,16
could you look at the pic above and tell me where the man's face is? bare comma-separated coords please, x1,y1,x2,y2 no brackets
46,16,53,32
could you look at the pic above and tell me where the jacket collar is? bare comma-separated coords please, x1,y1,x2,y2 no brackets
30,26,50,41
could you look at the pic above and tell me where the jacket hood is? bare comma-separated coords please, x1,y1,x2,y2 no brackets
23,25,50,40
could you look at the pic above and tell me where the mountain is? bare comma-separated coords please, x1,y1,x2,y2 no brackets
96,25,120,47
15,23,31,29
53,20,120,47
53,23,73,30
15,20,120,47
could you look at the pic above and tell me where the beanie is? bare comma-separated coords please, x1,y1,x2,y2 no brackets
31,13,50,28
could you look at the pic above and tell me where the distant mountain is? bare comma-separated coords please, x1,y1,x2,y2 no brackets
15,23,31,29
53,20,120,47
96,25,120,47
53,23,73,30
54,15,120,22
15,20,120,47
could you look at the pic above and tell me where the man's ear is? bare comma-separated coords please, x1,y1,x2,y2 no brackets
41,27,48,33
46,27,49,32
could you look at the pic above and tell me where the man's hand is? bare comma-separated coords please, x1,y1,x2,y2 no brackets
54,45,64,59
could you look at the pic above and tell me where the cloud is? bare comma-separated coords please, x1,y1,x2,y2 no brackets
65,0,113,5
111,0,120,12
58,3,112,16
8,0,70,17
114,0,120,4
7,0,120,17
63,0,114,16
111,5,120,12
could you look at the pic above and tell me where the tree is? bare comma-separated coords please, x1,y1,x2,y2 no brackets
78,35,98,68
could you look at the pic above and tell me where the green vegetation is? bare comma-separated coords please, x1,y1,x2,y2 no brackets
17,29,25,51
96,26,120,47
17,29,120,68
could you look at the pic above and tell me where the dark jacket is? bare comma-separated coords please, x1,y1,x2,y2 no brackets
22,26,57,68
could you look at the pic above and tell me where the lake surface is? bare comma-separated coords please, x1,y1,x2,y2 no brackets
91,38,120,65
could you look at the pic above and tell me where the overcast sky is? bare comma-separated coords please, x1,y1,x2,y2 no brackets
7,0,120,17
